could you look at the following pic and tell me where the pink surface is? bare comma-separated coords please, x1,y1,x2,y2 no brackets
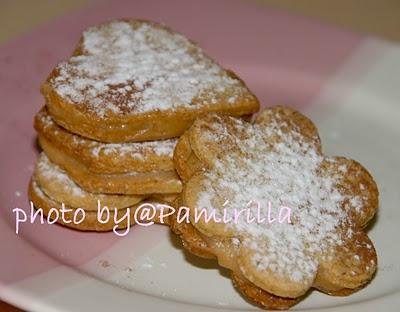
0,0,365,286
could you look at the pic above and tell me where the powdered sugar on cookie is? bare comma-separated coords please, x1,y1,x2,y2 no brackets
37,109,177,160
50,21,246,117
90,139,177,159
36,153,85,198
196,114,363,283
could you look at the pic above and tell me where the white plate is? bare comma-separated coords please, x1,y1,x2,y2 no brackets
0,0,399,310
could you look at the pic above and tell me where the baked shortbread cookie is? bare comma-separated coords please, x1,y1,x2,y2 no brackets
29,178,136,231
41,20,259,143
37,131,182,195
34,153,145,210
34,107,177,174
169,197,301,310
29,179,170,231
172,106,379,309
29,154,176,231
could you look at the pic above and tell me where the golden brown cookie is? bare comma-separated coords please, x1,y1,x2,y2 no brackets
172,106,379,308
151,193,179,205
29,178,137,231
169,197,215,259
30,178,172,231
34,107,177,174
30,155,175,231
39,137,182,195
41,20,259,143
34,152,145,211
169,197,301,310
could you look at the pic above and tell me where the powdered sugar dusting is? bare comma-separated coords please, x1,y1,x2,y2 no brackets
36,153,85,198
90,139,176,159
50,21,246,117
196,114,362,283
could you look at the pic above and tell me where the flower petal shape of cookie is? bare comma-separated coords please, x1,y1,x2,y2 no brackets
176,106,378,303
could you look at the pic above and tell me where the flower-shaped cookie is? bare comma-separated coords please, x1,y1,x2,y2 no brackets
175,106,378,303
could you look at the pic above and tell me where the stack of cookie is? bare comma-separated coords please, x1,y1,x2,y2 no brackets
29,20,259,231
28,19,380,310
171,106,379,309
